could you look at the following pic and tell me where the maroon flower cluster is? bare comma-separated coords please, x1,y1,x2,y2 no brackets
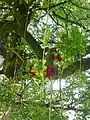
52,54,62,62
29,48,62,78
46,48,62,78
46,65,55,78
29,67,35,78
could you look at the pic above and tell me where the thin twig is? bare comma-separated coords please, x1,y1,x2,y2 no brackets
53,12,86,29
36,0,71,11
12,50,23,62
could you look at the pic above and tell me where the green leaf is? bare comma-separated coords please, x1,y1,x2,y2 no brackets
43,29,51,46
42,0,48,8
53,115,62,120
52,0,56,4
19,0,22,5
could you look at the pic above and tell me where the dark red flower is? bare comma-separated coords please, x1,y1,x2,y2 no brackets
29,67,35,78
31,72,35,77
57,54,62,62
46,65,55,78
52,54,57,60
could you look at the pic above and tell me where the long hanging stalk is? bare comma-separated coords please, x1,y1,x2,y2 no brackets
80,54,82,73
41,1,53,120
41,0,50,99
58,66,64,118
49,77,52,120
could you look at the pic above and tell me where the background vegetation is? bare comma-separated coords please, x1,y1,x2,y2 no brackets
0,0,90,120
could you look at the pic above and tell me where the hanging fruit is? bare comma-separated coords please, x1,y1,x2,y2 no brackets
46,65,55,78
50,47,62,62
52,54,57,60
57,54,62,62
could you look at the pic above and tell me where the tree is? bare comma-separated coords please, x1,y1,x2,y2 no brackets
0,0,90,120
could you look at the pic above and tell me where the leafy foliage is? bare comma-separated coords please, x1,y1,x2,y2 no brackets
0,0,90,120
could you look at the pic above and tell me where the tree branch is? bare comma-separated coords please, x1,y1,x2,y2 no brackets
52,12,86,29
50,0,71,9
36,0,71,11
0,21,43,59
26,32,43,59
49,13,64,27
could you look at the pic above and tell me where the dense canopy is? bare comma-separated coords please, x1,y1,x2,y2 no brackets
0,0,90,120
